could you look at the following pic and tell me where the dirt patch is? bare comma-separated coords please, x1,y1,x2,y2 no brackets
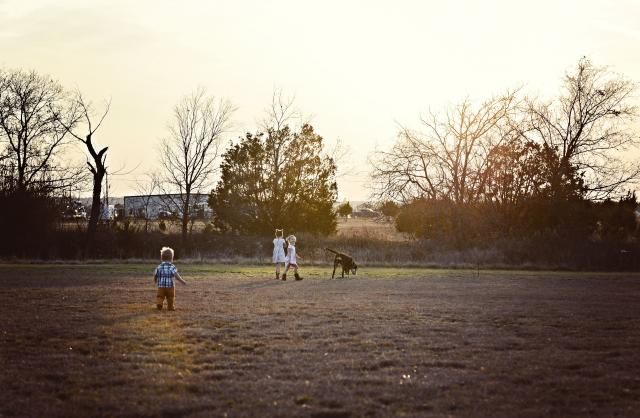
1,265,639,417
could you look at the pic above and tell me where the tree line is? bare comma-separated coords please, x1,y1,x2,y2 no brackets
1,58,638,260
0,71,338,257
371,58,639,245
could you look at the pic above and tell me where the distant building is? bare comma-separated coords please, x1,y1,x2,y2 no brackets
123,194,211,219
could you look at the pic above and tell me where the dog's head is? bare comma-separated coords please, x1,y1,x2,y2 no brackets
351,263,358,275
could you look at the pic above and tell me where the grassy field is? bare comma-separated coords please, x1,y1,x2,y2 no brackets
335,218,409,242
1,264,639,417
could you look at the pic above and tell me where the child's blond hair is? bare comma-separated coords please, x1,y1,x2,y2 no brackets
160,246,174,262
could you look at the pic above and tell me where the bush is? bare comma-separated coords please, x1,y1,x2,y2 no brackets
0,189,62,257
395,196,639,245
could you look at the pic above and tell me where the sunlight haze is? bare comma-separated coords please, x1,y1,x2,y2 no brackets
1,0,639,201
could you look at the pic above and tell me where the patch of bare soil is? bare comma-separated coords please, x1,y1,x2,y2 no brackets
1,266,639,417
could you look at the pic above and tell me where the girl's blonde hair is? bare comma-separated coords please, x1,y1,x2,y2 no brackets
160,246,174,261
286,235,296,245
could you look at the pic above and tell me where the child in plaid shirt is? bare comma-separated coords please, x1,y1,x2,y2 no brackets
154,246,187,310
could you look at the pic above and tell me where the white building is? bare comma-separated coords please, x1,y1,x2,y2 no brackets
123,194,211,219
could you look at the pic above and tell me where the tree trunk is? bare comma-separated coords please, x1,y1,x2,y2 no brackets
84,134,108,257
181,191,190,247
87,169,105,255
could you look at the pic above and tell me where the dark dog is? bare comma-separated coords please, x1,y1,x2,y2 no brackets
326,248,358,279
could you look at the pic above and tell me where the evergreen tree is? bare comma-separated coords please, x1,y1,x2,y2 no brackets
210,124,337,235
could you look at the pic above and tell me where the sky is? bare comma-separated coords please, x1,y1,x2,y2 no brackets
1,0,639,201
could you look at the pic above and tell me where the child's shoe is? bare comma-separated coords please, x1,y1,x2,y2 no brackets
281,274,287,281
275,273,280,280
294,273,302,281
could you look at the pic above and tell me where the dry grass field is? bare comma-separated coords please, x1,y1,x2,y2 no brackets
62,217,404,239
335,218,409,242
1,264,639,417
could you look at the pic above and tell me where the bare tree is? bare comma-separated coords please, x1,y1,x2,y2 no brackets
55,93,110,252
160,88,234,245
372,92,518,204
0,69,84,192
326,137,356,178
525,57,638,199
370,130,441,202
134,172,160,233
261,88,301,132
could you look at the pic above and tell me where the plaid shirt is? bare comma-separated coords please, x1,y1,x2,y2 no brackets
155,262,178,288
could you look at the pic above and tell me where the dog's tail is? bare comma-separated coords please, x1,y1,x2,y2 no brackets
325,248,339,255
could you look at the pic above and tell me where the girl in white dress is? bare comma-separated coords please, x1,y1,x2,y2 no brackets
281,234,302,281
272,229,286,280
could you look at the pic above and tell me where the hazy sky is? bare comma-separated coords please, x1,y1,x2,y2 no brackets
1,0,639,201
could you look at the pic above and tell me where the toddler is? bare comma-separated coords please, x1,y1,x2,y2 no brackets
282,235,302,281
153,246,187,310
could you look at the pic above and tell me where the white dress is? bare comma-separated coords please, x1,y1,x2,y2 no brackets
272,237,286,263
285,245,297,266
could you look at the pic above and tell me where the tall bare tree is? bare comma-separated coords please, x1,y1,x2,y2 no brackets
525,57,638,199
160,88,234,245
0,69,82,192
372,92,518,204
55,93,110,252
